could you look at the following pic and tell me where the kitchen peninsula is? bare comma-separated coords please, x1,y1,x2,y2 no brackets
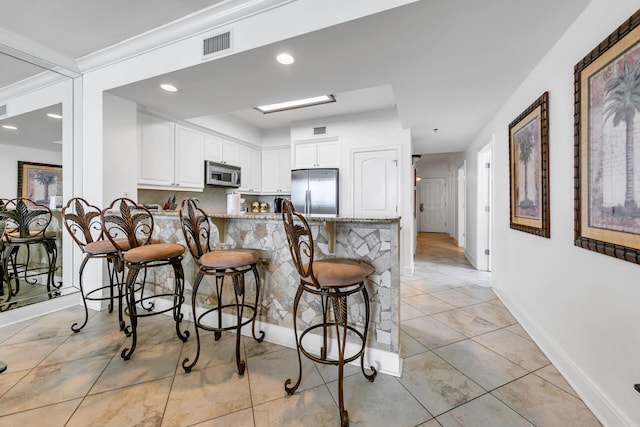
148,211,402,375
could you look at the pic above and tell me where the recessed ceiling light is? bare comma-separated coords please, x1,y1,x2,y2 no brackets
256,94,335,114
276,53,294,65
47,113,63,119
160,83,178,92
2,125,17,130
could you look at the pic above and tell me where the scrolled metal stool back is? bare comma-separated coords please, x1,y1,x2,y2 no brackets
62,197,104,253
281,198,318,288
100,198,153,254
179,198,211,261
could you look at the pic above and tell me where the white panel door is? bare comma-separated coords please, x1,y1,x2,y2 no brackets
420,178,446,232
354,149,398,217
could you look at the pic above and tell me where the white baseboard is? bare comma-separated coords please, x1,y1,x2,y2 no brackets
494,288,631,427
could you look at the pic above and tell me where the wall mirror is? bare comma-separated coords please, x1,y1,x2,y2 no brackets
0,48,76,312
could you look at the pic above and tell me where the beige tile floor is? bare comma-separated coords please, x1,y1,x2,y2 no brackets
0,233,601,426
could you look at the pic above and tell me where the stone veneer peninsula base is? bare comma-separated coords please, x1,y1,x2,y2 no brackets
147,212,402,376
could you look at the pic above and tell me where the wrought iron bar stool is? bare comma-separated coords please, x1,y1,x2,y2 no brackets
179,198,264,375
101,198,188,360
0,198,59,307
62,197,127,332
281,199,377,427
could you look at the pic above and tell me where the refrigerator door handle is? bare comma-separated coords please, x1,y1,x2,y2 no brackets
306,189,311,214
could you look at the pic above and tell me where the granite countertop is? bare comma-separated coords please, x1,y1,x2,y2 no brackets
151,210,400,223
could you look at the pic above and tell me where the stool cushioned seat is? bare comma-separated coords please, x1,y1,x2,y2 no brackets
124,243,184,264
200,249,258,269
302,259,370,287
85,238,129,255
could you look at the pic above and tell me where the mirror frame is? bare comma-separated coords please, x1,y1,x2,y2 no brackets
0,48,78,314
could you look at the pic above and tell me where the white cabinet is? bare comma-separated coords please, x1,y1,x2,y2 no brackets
204,134,222,162
236,145,258,192
293,139,339,168
174,125,205,189
205,135,238,166
222,139,237,165
262,148,291,193
138,112,204,191
248,148,262,192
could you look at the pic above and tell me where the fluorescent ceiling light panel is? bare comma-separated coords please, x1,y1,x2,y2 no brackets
256,95,335,114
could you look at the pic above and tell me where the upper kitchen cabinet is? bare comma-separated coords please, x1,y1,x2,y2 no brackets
293,138,339,168
236,144,261,193
204,134,238,166
174,125,205,189
204,134,222,162
138,112,204,191
262,148,291,193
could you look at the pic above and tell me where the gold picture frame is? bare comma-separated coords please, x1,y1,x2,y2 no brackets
17,161,62,206
509,92,550,237
574,9,640,263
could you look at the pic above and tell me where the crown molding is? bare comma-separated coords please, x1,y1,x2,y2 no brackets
0,71,71,105
77,0,295,73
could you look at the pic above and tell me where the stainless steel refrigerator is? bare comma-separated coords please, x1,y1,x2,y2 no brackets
290,168,339,216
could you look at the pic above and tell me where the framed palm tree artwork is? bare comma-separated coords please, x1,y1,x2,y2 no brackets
575,9,640,264
17,161,62,207
509,91,550,237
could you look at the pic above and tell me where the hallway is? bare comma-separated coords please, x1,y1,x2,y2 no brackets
399,233,600,425
0,233,601,426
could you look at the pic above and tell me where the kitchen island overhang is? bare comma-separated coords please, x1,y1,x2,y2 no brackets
148,212,403,376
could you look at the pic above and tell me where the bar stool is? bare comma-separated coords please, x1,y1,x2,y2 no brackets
179,198,264,375
0,198,58,306
101,198,188,360
62,197,127,332
281,199,377,427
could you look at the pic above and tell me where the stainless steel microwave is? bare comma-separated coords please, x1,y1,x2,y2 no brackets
205,161,241,187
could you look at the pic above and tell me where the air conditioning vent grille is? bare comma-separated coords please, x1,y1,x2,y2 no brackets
203,31,231,57
0,105,6,117
313,126,327,135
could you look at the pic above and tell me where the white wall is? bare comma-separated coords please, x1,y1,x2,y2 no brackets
262,126,290,148
0,144,62,197
188,112,262,147
467,1,640,425
103,93,138,205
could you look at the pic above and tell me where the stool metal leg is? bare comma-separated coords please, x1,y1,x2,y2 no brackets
360,285,377,382
121,266,141,360
250,265,265,342
170,259,189,342
182,273,204,373
284,285,305,395
233,273,246,375
71,256,91,332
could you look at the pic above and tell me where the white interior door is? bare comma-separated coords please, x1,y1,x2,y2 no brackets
354,149,398,217
457,163,466,247
420,178,446,232
478,142,492,271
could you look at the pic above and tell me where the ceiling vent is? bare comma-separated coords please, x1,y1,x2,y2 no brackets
0,105,6,117
202,30,232,58
313,126,327,136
